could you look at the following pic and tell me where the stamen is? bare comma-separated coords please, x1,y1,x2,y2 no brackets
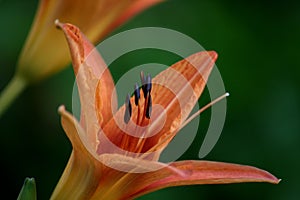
124,94,132,124
146,94,152,119
140,71,146,85
134,83,140,106
140,71,152,99
142,73,152,99
146,74,152,94
140,92,230,156
180,92,230,129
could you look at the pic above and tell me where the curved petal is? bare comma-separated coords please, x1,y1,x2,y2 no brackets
124,160,280,199
57,22,116,147
89,154,185,200
99,51,217,154
144,51,217,151
51,106,102,200
105,0,164,36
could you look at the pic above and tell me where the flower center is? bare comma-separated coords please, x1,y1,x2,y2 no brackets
120,71,155,154
119,71,229,155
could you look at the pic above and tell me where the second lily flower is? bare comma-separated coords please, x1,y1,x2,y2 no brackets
0,0,163,117
17,0,164,83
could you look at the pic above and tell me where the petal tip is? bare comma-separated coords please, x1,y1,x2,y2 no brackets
207,50,218,61
56,21,82,44
258,168,280,184
277,178,282,184
58,105,66,114
269,176,281,184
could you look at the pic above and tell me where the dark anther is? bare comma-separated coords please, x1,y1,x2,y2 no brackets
142,86,147,98
134,83,140,106
140,71,148,98
140,71,146,85
145,94,152,119
124,94,132,124
146,74,152,93
143,74,152,98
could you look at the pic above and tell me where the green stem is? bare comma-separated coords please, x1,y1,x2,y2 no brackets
0,75,27,117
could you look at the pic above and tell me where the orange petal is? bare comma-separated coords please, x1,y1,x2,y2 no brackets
124,160,280,199
57,22,116,147
144,51,217,152
90,154,186,200
105,0,164,36
52,106,102,200
99,51,217,154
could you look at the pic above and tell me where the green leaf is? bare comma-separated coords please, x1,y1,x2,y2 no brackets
17,177,37,200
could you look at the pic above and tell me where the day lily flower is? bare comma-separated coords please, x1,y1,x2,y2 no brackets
51,22,279,200
0,0,162,117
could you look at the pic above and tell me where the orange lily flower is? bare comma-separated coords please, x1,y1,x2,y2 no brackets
51,22,279,200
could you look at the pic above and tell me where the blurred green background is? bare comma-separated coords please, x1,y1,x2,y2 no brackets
1,0,300,199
